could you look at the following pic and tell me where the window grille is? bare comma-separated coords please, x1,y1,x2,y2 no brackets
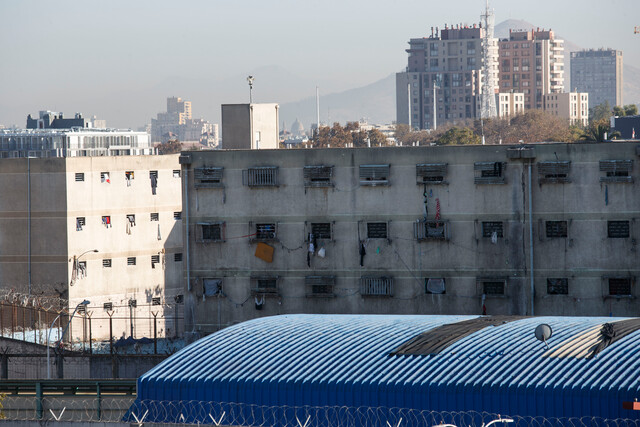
608,220,630,238
311,223,331,240
482,221,503,238
77,304,86,314
303,165,334,188
174,253,183,262
173,170,181,178
76,217,86,231
478,278,507,295
251,277,279,296
126,214,136,226
547,278,568,295
151,255,160,268
174,212,182,220
127,257,136,266
367,222,388,239
75,173,85,182
100,172,110,183
606,277,633,297
102,215,111,228
416,163,447,184
545,221,568,238
599,160,633,183
474,162,506,184
359,164,390,186
149,171,158,179
415,219,449,241
150,212,159,221
128,299,137,308
254,223,277,241
152,297,162,305
174,294,184,304
360,276,393,296
194,167,223,188
243,167,278,187
103,302,113,311
125,171,135,181
425,278,446,294
197,222,224,242
203,278,223,297
305,276,336,297
537,161,571,184
102,259,112,268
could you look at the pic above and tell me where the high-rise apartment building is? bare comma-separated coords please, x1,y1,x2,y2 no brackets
570,49,623,109
151,97,218,145
498,29,565,110
166,97,192,125
496,92,525,118
396,24,498,130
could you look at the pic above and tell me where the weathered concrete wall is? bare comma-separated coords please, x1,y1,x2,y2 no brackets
181,143,640,334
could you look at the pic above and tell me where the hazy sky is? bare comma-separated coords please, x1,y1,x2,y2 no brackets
1,0,638,128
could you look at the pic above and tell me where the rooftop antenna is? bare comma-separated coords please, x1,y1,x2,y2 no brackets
247,76,255,103
316,86,320,134
480,0,498,123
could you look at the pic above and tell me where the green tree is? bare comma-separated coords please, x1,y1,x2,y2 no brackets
613,105,626,117
581,118,620,142
437,127,480,145
590,101,611,122
624,104,638,116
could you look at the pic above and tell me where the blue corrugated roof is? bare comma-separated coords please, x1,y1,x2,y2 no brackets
135,315,640,421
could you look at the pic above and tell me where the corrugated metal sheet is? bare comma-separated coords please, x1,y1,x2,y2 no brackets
136,315,640,420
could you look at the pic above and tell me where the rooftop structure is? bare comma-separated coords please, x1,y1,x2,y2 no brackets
133,314,640,424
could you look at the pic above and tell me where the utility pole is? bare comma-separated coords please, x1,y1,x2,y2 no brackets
407,83,412,129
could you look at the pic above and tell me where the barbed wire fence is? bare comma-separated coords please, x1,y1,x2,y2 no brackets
1,397,640,426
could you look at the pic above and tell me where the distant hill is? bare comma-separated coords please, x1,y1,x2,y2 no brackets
279,74,396,131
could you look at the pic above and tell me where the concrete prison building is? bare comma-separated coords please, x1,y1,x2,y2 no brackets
179,142,640,334
0,155,184,340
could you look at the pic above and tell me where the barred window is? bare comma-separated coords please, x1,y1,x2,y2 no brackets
198,223,224,242
546,221,568,238
547,278,568,295
537,161,571,184
305,276,336,297
359,164,390,186
127,257,136,266
150,212,159,221
103,302,113,311
482,221,503,238
416,163,447,184
128,299,137,308
152,297,162,306
174,294,184,304
174,253,183,262
303,165,334,188
173,170,181,178
255,223,277,241
173,212,182,220
76,217,86,231
474,162,506,184
367,222,388,239
203,278,223,297
361,276,393,296
194,167,223,188
75,173,85,182
478,277,507,295
415,220,449,241
102,259,112,268
251,277,279,296
244,167,278,187
599,160,633,183
608,221,630,238
311,223,331,240
151,255,160,268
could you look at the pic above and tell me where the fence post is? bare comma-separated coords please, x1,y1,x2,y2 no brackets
36,381,43,419
96,381,102,420
56,352,64,379
88,313,93,354
108,311,114,355
152,312,158,355
33,307,37,344
22,306,26,342
0,303,3,338
0,352,8,379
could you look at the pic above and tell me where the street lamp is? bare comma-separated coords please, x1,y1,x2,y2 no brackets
483,417,515,427
247,75,254,103
70,249,98,286
46,299,90,379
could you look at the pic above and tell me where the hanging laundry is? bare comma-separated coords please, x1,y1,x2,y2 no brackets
317,247,326,258
435,198,441,227
491,231,498,244
359,242,366,267
255,242,274,263
150,174,157,195
157,224,162,240
255,295,264,310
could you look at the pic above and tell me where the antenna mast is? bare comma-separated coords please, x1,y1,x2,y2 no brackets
480,0,497,120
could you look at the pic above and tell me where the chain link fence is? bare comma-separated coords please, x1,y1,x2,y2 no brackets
1,396,640,426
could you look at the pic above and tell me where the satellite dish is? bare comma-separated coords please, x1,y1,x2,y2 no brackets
534,324,553,349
